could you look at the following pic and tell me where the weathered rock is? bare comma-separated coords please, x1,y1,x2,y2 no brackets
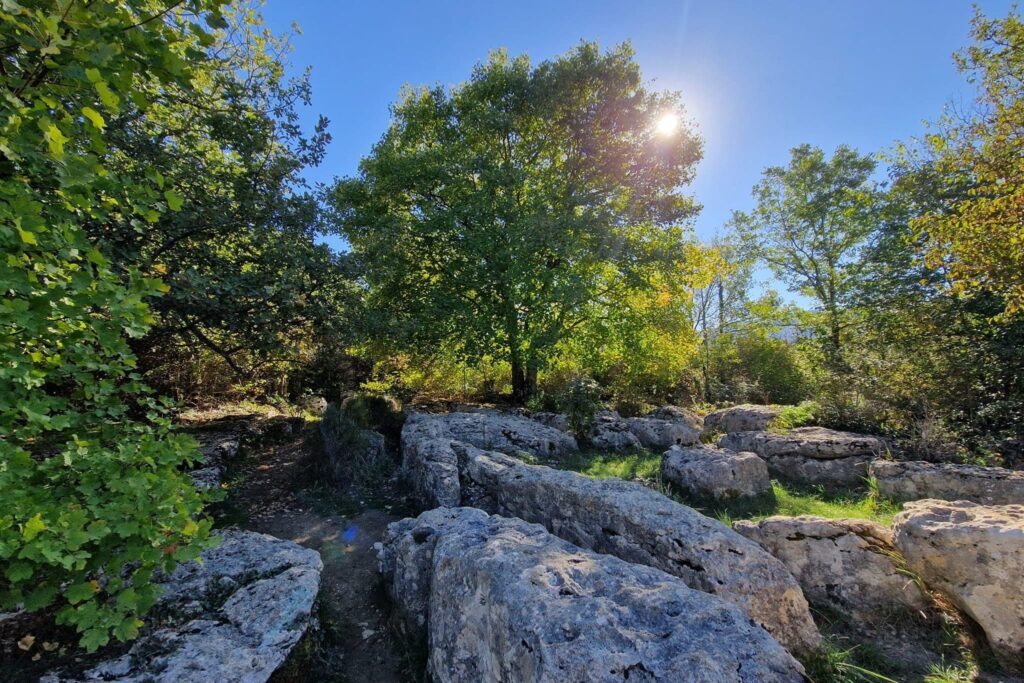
45,531,322,683
661,445,771,501
735,516,928,625
380,507,805,682
703,404,784,434
625,416,701,449
590,411,644,451
402,410,578,458
893,500,1024,671
402,436,462,509
720,427,883,460
321,423,387,483
647,405,704,431
189,466,223,491
871,460,1024,505
531,411,569,432
719,428,882,486
459,448,821,653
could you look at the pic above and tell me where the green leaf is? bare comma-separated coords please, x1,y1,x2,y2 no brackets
5,562,32,583
164,189,183,212
65,581,98,605
82,106,105,130
17,227,36,244
42,122,69,158
23,513,46,541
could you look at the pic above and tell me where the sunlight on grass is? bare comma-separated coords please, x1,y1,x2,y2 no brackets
555,450,899,525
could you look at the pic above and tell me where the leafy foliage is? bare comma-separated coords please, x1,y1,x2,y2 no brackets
559,377,603,442
333,43,703,400
0,0,227,650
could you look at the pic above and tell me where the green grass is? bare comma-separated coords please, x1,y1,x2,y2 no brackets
554,449,899,526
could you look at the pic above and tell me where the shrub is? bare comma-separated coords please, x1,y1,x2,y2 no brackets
340,392,405,440
771,401,820,431
560,377,603,442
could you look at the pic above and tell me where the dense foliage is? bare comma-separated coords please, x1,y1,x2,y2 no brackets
0,0,228,649
333,44,705,400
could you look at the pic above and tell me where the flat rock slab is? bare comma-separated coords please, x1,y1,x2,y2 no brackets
402,411,578,458
44,530,322,683
661,445,771,501
460,448,821,654
703,404,784,434
647,405,704,431
893,500,1024,672
625,416,701,449
736,516,928,625
379,507,805,682
871,460,1024,505
719,427,883,460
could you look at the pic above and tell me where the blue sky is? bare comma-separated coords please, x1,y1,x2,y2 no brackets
263,0,1014,250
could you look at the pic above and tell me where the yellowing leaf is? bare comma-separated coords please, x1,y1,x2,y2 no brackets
81,106,105,130
17,228,36,245
23,513,46,541
42,123,68,158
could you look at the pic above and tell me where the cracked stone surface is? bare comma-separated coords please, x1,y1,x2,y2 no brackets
871,460,1024,505
719,428,882,486
402,411,578,458
661,444,771,501
43,530,322,683
893,500,1024,672
735,516,928,624
703,404,784,435
379,507,806,682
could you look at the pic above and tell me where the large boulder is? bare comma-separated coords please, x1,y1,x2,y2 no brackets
735,516,929,625
459,448,821,654
871,460,1024,505
403,411,578,458
379,507,805,682
402,436,462,509
703,404,784,434
661,445,771,502
625,416,701,450
893,500,1024,671
719,427,882,487
589,411,644,451
44,531,322,683
647,405,704,431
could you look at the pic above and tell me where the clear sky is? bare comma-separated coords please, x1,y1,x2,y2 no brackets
263,0,1014,250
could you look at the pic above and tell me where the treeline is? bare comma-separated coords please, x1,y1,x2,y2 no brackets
1,1,1021,649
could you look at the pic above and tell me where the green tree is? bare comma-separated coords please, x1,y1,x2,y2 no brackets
913,8,1024,316
733,144,879,367
333,43,702,400
1,0,230,650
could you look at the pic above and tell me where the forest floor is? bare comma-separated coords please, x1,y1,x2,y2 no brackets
188,408,422,683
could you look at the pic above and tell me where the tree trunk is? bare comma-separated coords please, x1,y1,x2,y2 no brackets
511,353,527,402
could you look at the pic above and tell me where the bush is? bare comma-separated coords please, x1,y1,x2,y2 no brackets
340,392,405,441
560,377,603,442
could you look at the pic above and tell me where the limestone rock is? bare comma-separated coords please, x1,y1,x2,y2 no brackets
703,404,784,434
380,507,806,682
647,405,704,431
625,416,701,450
661,445,771,501
460,449,821,654
871,460,1024,505
735,516,928,624
189,466,223,491
531,411,569,432
589,411,643,451
45,531,322,683
720,428,881,486
402,436,462,509
893,500,1024,671
402,411,577,458
321,426,387,483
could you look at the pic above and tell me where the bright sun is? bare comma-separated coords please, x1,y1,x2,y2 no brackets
655,112,680,137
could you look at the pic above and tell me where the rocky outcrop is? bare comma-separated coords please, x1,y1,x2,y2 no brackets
893,500,1024,671
703,404,784,434
735,516,928,625
403,411,578,458
871,460,1024,505
379,507,806,682
530,411,568,432
719,427,882,487
661,445,771,501
590,411,644,451
625,416,701,450
45,531,322,683
647,405,704,431
459,448,821,654
402,436,462,509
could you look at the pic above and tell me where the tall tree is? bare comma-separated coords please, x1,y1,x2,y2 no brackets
913,8,1024,316
733,144,879,367
333,44,702,400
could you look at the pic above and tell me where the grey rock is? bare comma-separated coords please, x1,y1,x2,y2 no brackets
763,453,874,487
459,448,821,654
46,531,322,683
188,466,222,491
661,445,771,501
736,516,928,625
321,425,387,483
647,405,704,431
719,427,883,460
590,412,643,451
402,411,577,458
380,507,806,682
402,435,462,509
871,459,1024,505
531,411,569,432
703,404,784,435
625,416,701,449
893,500,1024,672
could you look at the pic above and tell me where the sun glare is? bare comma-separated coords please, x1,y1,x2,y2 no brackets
655,112,680,137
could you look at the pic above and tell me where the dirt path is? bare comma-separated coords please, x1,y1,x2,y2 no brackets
204,417,416,683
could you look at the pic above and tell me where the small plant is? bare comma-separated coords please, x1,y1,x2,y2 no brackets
770,400,820,431
802,642,899,683
341,392,405,440
559,377,603,442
